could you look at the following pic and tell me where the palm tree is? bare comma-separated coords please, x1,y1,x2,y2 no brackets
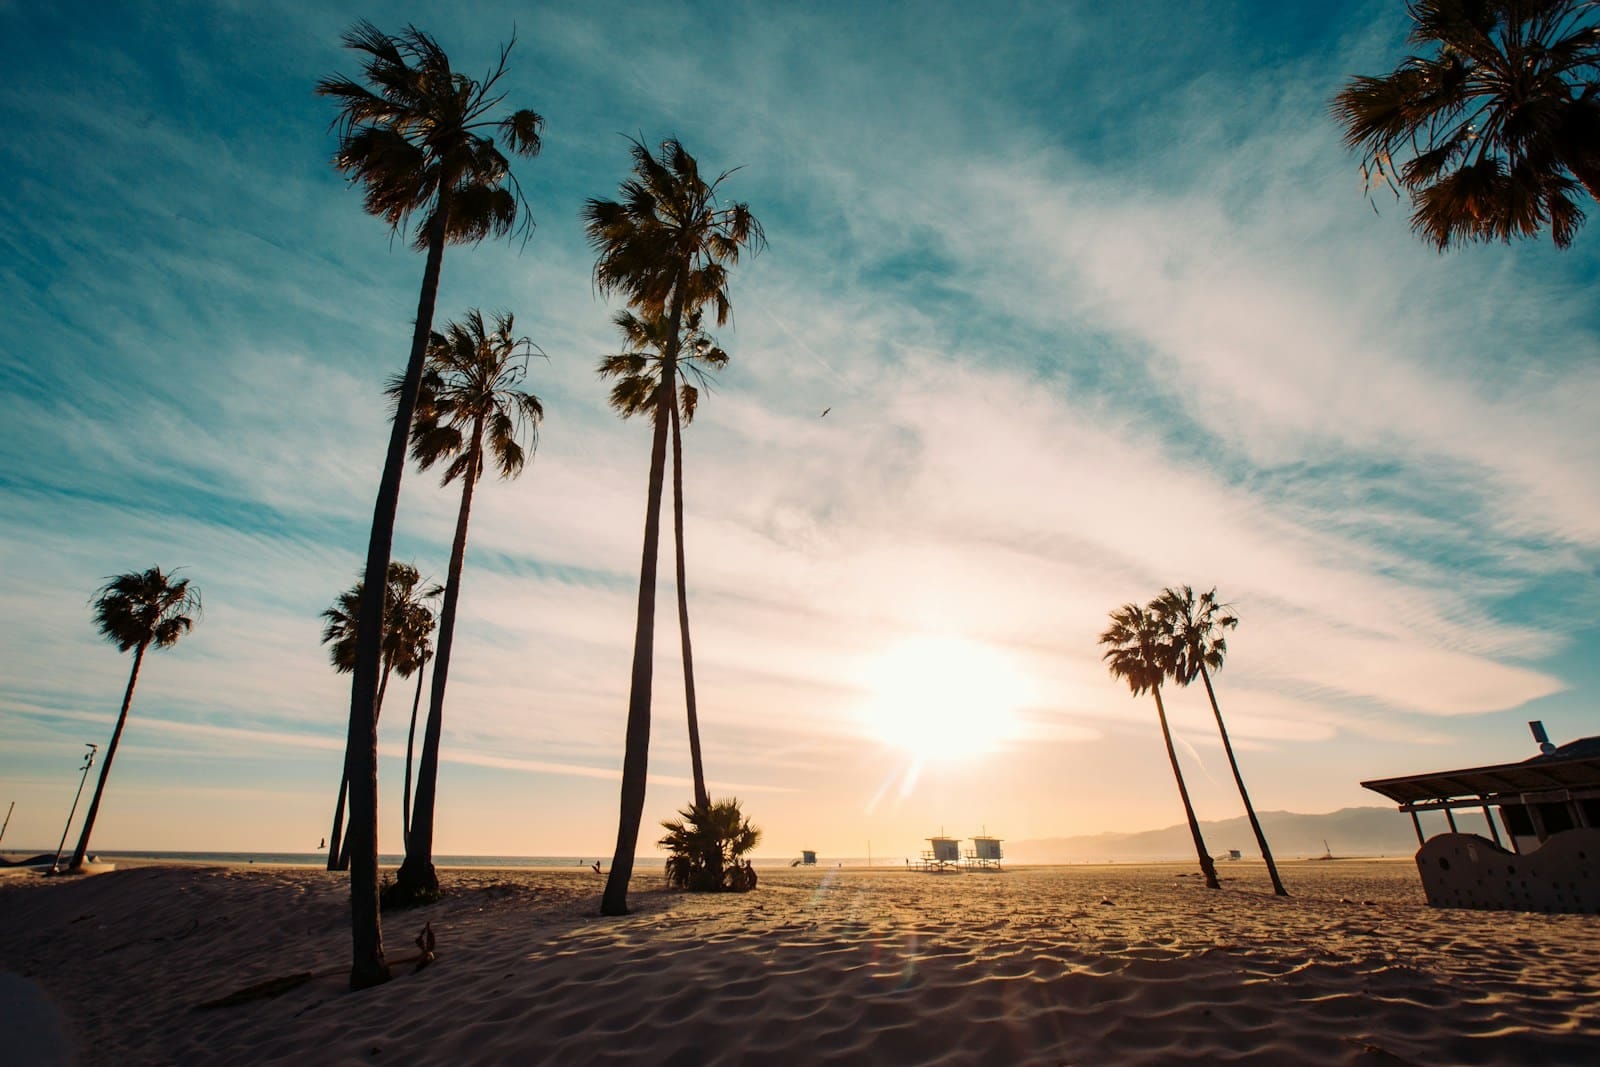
583,137,764,916
69,568,200,872
318,20,543,988
1331,0,1600,249
1098,602,1219,890
659,797,762,892
599,309,729,815
319,562,440,870
389,309,543,902
1157,586,1287,896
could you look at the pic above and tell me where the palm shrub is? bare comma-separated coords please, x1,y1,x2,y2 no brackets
659,798,761,892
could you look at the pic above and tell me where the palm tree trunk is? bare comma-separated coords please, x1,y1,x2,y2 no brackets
1200,666,1286,896
1152,685,1219,890
327,771,350,870
329,661,392,870
396,417,484,899
403,657,428,848
68,642,146,871
602,313,682,916
670,400,708,812
344,203,449,989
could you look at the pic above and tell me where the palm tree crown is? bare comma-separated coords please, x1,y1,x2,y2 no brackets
583,137,765,324
1332,0,1600,248
1157,585,1237,685
405,309,544,482
92,567,201,652
1098,602,1172,696
598,309,728,424
319,562,441,676
316,20,544,249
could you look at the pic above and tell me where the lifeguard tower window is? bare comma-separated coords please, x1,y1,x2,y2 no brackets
1538,802,1576,835
1502,805,1535,837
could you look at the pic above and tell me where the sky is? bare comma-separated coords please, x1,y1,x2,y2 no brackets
2,1,1597,862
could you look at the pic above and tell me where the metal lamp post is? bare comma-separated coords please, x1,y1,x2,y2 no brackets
49,744,98,875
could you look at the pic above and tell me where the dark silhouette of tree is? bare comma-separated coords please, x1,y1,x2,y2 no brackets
659,797,761,891
1099,602,1219,890
1332,0,1600,249
1157,586,1286,896
400,643,434,850
582,137,763,916
598,309,729,814
319,562,440,870
390,309,543,903
69,568,200,871
317,20,542,988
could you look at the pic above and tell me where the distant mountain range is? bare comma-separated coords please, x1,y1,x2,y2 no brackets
1008,807,1422,863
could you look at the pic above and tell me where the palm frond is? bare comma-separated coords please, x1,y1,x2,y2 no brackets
318,20,542,246
1331,0,1600,249
91,567,201,654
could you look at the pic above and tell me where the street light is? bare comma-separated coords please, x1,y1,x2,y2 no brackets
49,743,99,876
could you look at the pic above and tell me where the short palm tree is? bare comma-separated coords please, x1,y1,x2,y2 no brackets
599,308,729,815
319,562,441,870
1099,602,1219,890
659,797,762,892
318,20,542,987
1331,0,1600,249
1157,586,1286,896
584,136,764,916
389,309,543,903
69,568,200,872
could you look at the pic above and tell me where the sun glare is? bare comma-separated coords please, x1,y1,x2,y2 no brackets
858,635,1033,762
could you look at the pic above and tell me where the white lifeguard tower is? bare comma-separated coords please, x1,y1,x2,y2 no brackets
966,835,1003,871
920,835,962,873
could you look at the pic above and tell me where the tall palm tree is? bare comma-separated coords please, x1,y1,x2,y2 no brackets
582,137,764,916
390,309,544,901
69,568,200,872
1331,0,1600,249
1157,586,1287,896
319,562,440,870
1098,602,1219,890
599,308,729,815
318,20,542,988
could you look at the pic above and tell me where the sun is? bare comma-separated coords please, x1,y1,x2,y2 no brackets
857,635,1033,762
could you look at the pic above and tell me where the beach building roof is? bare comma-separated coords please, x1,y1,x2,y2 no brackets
1362,739,1600,807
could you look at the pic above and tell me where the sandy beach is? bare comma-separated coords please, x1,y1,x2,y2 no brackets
2,858,1596,1065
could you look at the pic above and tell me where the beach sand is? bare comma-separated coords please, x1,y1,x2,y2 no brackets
2,858,1596,1064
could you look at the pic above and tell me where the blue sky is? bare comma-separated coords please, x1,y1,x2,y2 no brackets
2,0,1597,859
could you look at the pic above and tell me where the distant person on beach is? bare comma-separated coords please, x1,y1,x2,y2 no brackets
591,861,601,874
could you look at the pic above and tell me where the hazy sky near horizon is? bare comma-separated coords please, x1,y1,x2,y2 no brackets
2,1,1598,860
